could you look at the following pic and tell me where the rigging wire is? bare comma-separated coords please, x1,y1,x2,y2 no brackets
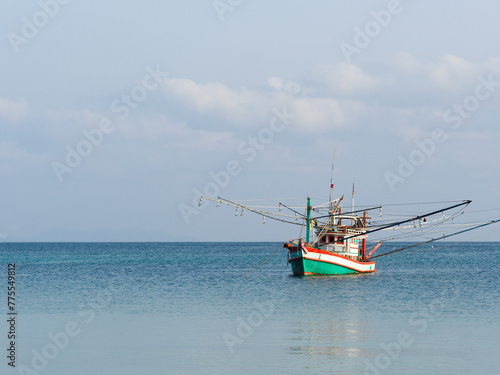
348,203,469,235
393,226,500,256
369,206,468,237
225,197,304,202
461,207,500,213
279,202,306,218
240,244,285,277
368,215,467,243
201,196,304,222
363,200,466,207
370,219,500,259
372,222,448,243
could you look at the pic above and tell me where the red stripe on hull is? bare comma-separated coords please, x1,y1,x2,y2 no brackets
289,252,376,273
304,256,376,273
302,246,375,266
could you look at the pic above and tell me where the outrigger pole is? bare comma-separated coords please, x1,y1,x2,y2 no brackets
370,218,500,259
343,200,472,241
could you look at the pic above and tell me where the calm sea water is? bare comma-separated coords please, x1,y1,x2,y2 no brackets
0,242,499,374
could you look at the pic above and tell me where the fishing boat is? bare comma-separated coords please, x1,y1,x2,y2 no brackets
284,196,376,275
200,187,499,276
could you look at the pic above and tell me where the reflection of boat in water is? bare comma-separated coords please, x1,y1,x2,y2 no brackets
288,318,370,359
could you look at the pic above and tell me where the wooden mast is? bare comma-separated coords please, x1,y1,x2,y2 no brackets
361,211,367,261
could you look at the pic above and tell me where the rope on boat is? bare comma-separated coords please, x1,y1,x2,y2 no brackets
240,244,285,277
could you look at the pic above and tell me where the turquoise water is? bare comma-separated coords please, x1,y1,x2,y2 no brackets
1,242,499,374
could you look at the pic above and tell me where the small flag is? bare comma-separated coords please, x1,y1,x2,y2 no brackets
331,184,334,188
352,183,355,197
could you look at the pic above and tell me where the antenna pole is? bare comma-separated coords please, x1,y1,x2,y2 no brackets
351,183,355,213
329,149,336,214
306,196,312,244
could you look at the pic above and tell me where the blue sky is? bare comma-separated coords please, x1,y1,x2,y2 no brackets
1,0,500,241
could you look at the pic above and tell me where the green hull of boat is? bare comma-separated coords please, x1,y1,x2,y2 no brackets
290,257,357,276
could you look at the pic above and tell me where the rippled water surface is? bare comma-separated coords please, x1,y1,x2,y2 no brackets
1,242,499,374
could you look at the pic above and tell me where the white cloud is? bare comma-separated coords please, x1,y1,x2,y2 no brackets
161,75,365,133
163,78,241,113
391,52,421,73
267,77,302,94
427,54,476,90
162,77,272,126
0,98,29,122
32,54,500,151
318,63,380,95
119,116,235,152
391,53,500,92
168,129,236,152
291,98,355,132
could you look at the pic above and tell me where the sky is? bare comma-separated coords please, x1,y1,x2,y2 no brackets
1,0,500,241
